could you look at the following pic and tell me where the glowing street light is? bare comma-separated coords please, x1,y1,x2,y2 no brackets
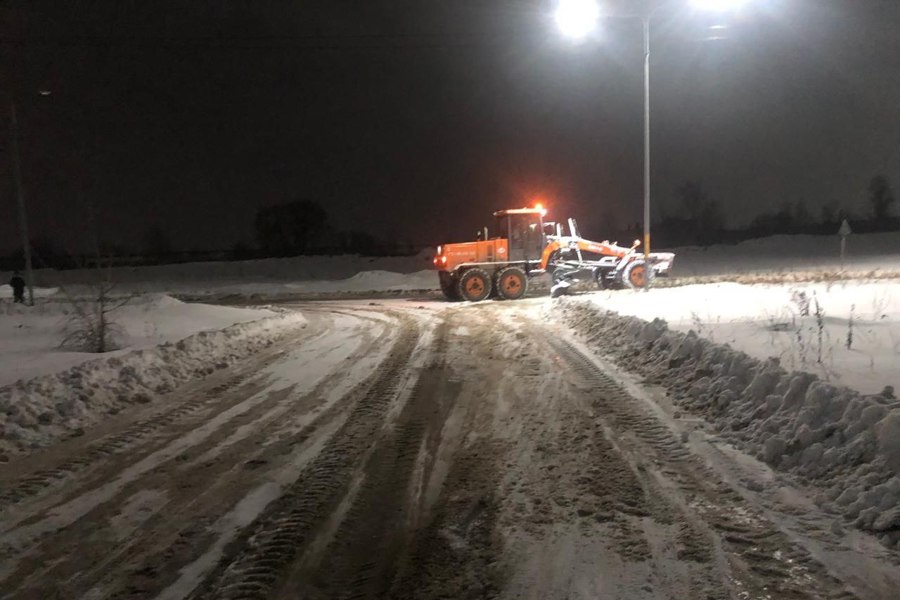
554,0,751,287
554,0,600,41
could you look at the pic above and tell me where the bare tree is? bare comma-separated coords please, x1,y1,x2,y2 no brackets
59,268,129,353
59,201,132,353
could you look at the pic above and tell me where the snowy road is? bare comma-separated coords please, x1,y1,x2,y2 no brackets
1,299,898,599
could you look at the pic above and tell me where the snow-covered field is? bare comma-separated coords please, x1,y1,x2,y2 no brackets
580,281,900,395
670,230,900,278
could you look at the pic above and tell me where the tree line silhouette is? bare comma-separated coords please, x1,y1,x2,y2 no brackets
2,175,896,270
652,174,896,247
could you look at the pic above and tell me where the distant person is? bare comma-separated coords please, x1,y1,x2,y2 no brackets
9,271,26,304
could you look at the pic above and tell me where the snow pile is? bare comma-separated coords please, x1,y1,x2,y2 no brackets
338,269,435,291
19,267,440,300
178,269,438,299
0,294,281,386
556,299,900,549
0,311,307,456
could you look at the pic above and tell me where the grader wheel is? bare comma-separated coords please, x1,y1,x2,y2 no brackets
457,268,492,302
623,260,649,290
495,266,528,300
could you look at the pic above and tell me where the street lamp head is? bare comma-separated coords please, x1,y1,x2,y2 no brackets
554,0,599,40
38,90,52,96
691,0,750,11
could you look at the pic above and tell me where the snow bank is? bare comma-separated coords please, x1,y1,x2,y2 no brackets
579,282,900,395
0,294,280,386
556,299,900,549
0,311,307,456
173,269,440,300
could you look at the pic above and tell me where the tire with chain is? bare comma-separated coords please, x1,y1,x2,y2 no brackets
495,266,528,300
457,268,492,302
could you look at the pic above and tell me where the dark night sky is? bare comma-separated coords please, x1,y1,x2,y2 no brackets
1,0,899,254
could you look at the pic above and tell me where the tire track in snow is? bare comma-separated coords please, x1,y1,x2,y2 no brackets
0,319,318,511
545,335,861,600
275,316,463,599
187,316,422,600
0,309,398,599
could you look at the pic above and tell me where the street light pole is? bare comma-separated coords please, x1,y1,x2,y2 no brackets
642,15,652,265
9,99,35,306
554,0,751,289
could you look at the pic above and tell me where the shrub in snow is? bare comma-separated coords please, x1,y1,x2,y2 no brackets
56,266,133,353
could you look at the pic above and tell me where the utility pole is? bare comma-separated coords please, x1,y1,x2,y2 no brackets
9,99,35,306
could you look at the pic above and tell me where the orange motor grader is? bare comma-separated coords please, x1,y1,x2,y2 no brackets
432,206,674,301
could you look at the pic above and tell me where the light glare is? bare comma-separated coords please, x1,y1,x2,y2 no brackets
691,0,749,11
554,0,599,40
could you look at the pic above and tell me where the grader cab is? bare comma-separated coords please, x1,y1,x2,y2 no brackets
432,207,547,301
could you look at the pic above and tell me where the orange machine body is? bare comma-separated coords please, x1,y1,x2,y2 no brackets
433,207,545,274
432,238,510,272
